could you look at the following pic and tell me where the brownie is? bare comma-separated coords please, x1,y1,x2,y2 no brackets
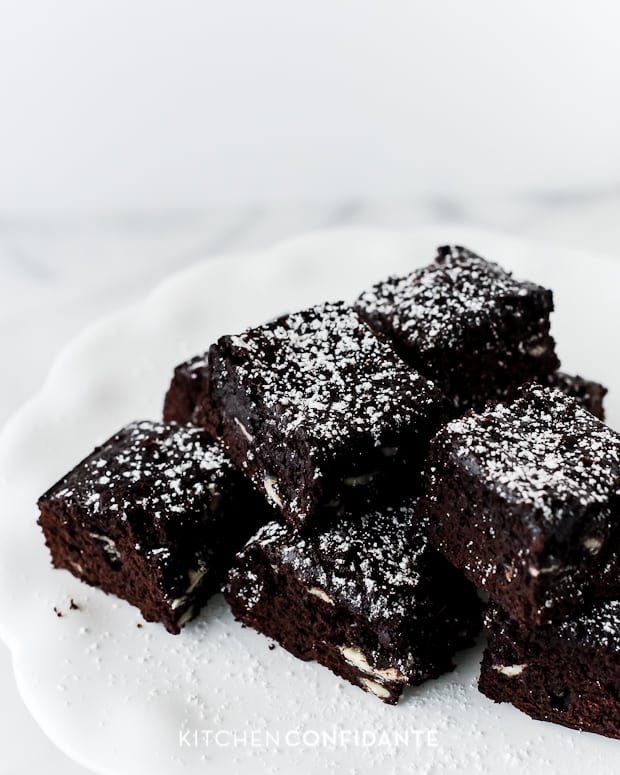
355,245,559,411
163,353,209,424
38,421,270,634
226,504,482,704
545,371,607,421
479,601,620,739
199,301,449,530
420,383,620,625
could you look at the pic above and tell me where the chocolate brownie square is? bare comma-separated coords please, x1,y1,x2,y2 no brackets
163,353,209,424
226,504,481,704
479,601,620,739
355,245,559,411
199,301,449,530
38,421,270,633
545,371,607,421
420,383,620,625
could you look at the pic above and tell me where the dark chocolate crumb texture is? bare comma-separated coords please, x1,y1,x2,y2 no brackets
38,421,271,633
226,504,482,704
479,601,620,739
355,245,559,411
421,383,620,625
200,301,449,530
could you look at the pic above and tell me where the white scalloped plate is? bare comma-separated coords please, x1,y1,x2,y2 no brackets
1,228,619,775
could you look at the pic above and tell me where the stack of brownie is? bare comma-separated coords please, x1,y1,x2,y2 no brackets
421,384,620,737
38,245,619,730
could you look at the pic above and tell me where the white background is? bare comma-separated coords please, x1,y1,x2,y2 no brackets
1,0,620,214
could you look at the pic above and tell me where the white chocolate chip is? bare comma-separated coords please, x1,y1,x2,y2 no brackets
340,646,373,673
528,562,560,577
234,416,254,443
308,587,334,604
70,560,84,575
493,663,526,677
170,595,188,611
360,678,391,700
373,665,407,682
527,344,547,357
177,606,195,628
582,536,603,555
89,532,121,562
339,646,406,683
187,568,207,593
263,476,283,508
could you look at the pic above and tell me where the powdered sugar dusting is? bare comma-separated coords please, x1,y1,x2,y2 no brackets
42,420,229,529
559,599,620,651
439,384,620,526
219,301,442,447
235,506,430,624
178,353,208,380
228,504,481,683
546,371,607,415
355,245,551,353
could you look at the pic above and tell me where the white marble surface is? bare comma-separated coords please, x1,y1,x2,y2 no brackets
1,196,620,775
